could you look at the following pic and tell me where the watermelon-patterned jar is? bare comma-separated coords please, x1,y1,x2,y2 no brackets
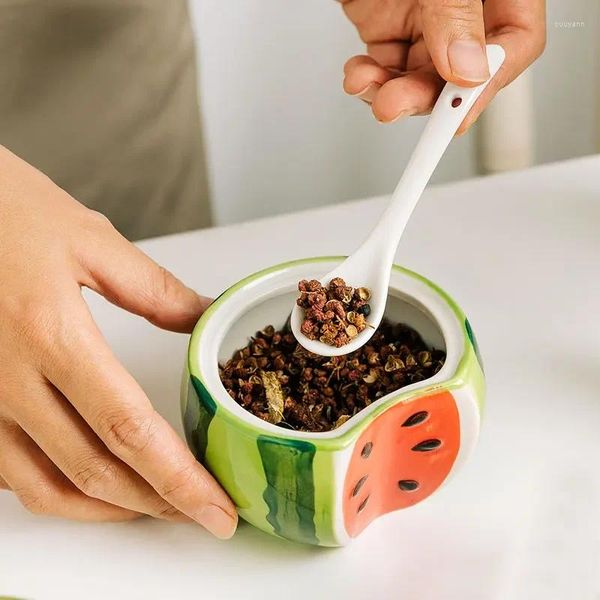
182,258,485,546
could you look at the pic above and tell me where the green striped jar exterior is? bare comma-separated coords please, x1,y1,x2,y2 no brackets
182,258,485,546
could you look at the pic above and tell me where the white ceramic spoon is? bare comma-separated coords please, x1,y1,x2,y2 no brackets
291,44,505,357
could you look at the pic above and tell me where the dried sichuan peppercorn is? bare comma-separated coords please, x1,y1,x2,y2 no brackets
296,278,373,347
219,319,446,432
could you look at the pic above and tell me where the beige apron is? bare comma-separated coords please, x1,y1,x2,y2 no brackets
0,0,211,240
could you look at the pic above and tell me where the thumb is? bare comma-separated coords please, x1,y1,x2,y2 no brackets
78,214,210,333
419,0,489,86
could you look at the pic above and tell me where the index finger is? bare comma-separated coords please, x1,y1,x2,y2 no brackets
44,298,237,539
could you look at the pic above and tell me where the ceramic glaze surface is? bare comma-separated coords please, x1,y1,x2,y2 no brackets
342,390,460,538
182,258,485,546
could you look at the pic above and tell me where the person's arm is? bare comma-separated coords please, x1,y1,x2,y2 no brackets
0,145,236,538
340,0,546,133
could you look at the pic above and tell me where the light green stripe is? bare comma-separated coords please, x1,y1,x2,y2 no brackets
205,415,263,514
312,446,338,546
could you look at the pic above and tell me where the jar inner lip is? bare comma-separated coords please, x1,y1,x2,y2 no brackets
189,259,465,440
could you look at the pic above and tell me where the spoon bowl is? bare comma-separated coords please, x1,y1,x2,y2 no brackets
290,241,392,356
292,44,505,357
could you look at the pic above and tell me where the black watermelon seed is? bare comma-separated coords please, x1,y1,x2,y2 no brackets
411,439,441,452
398,479,419,491
357,495,370,513
352,475,368,497
402,411,429,427
361,442,373,458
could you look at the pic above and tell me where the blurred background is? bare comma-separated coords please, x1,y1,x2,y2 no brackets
190,0,599,226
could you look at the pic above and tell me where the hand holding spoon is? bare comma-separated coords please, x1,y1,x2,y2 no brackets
291,44,505,357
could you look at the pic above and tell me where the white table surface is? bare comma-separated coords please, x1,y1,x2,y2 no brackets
2,156,600,600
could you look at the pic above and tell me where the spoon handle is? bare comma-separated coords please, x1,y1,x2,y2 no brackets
371,44,505,260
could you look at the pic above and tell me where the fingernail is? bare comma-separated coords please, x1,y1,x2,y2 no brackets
389,109,412,124
447,40,489,83
194,504,237,539
375,109,412,124
351,82,381,103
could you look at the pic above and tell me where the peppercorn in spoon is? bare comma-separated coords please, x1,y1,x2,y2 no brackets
291,44,505,357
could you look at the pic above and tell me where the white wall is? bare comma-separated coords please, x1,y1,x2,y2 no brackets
532,1,599,164
190,0,598,226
